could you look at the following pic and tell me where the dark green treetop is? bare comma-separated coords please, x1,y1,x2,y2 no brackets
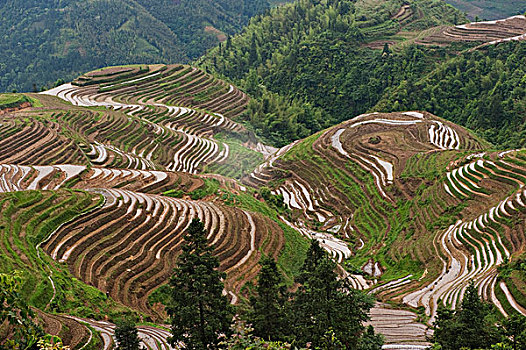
115,319,143,350
167,218,234,350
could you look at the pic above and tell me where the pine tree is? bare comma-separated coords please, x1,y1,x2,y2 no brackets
249,256,288,341
167,218,234,350
297,239,326,280
291,240,379,349
382,43,390,56
432,283,501,350
115,319,142,350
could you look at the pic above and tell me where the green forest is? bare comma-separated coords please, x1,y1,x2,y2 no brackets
201,0,526,148
375,42,526,148
0,0,276,93
199,0,467,146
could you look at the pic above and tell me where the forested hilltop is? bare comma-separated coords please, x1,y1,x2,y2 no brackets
199,0,467,146
200,0,526,149
0,0,275,93
375,42,526,148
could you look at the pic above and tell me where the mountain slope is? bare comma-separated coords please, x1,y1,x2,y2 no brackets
244,110,526,323
0,66,310,347
201,0,526,148
375,41,526,148
1,65,526,347
199,0,468,146
0,0,273,93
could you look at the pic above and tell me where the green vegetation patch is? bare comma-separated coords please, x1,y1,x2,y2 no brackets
0,94,38,109
205,133,264,179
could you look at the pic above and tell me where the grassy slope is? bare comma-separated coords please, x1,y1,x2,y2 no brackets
206,133,264,180
0,94,42,109
0,190,137,321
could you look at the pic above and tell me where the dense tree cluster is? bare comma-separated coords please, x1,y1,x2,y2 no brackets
376,41,526,148
432,284,526,350
168,221,383,349
0,271,44,350
0,0,273,93
115,319,143,350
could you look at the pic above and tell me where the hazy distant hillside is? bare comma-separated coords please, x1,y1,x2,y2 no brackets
444,0,526,20
0,0,272,93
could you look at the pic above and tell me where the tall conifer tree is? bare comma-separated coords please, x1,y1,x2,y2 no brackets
291,240,380,349
249,256,288,341
167,218,233,350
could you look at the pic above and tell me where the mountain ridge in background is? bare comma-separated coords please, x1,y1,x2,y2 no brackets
0,0,273,93
200,0,526,149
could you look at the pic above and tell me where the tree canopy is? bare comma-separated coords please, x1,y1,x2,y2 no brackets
167,218,234,350
0,0,275,93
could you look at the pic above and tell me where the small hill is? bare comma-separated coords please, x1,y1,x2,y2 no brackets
0,65,309,347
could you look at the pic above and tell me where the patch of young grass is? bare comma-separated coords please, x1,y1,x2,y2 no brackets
205,132,264,179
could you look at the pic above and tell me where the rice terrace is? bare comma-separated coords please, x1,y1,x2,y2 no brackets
1,0,526,349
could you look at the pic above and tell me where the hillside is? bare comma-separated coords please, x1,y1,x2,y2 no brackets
444,0,526,20
244,110,526,327
1,0,526,347
199,0,468,146
0,66,314,348
200,0,526,149
0,0,273,93
1,64,525,347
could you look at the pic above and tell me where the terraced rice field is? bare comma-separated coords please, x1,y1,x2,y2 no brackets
38,64,268,175
39,312,176,350
0,189,115,347
0,65,289,348
0,164,203,195
366,304,432,347
246,111,483,239
244,110,526,332
41,188,283,317
63,316,175,350
3,61,526,348
418,15,526,47
403,151,526,321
